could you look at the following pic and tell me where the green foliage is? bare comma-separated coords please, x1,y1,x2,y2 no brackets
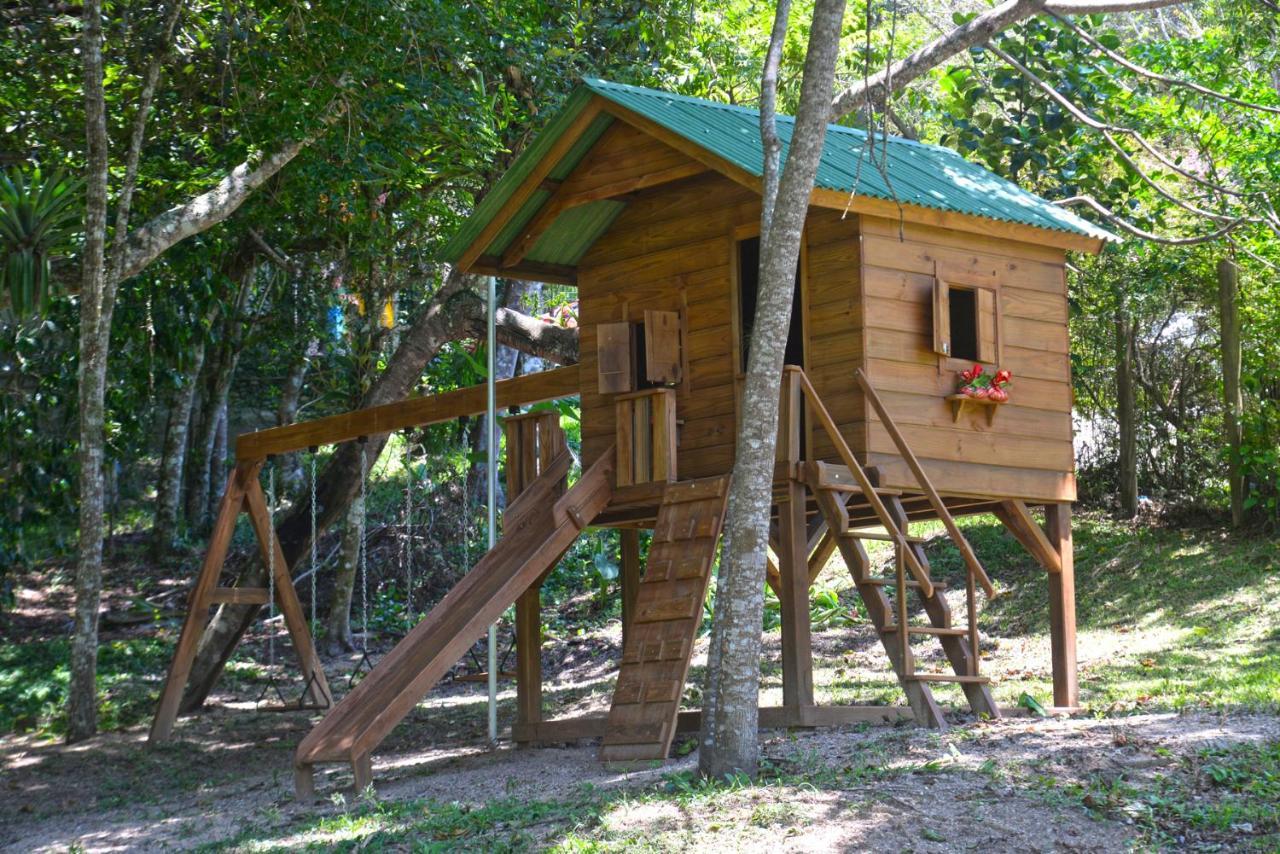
0,637,168,736
0,168,81,318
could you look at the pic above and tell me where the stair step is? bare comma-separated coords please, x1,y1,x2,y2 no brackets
906,673,991,684
881,624,969,636
841,530,926,543
859,578,948,590
206,587,270,605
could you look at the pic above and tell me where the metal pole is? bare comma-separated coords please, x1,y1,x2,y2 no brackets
486,275,498,745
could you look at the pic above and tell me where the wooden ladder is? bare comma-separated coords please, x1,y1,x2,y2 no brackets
599,475,731,763
786,367,1000,727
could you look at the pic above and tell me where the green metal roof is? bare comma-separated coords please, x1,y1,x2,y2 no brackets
442,78,1116,266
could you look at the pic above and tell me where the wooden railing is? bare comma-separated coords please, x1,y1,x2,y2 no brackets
614,388,678,487
235,365,580,461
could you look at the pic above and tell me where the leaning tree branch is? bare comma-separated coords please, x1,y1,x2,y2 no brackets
117,100,347,281
988,43,1247,223
829,0,1195,120
1054,14,1280,115
1057,195,1245,244
759,0,792,246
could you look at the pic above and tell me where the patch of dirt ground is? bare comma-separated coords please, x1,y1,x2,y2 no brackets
3,707,1277,851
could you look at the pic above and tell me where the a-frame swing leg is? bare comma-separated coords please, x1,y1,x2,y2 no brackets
150,463,259,743
243,477,332,708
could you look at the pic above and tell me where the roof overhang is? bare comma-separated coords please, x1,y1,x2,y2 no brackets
447,85,1112,283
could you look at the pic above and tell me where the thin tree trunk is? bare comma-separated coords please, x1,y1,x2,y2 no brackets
699,0,846,780
1217,258,1244,527
1116,307,1138,517
325,493,362,654
177,271,578,712
207,398,228,522
67,0,110,743
151,338,207,556
276,353,310,494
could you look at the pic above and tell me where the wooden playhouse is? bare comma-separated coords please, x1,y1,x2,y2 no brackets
150,79,1116,797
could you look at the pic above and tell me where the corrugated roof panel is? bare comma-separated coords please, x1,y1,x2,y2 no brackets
443,79,1116,266
581,78,1115,243
439,90,611,263
526,200,626,266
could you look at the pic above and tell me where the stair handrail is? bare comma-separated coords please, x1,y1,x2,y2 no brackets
784,367,935,599
853,368,995,598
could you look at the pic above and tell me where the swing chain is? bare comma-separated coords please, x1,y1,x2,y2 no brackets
266,461,276,671
403,437,414,629
309,448,318,638
359,438,369,652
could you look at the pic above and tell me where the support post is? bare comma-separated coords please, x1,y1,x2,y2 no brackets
777,479,813,709
620,528,641,651
1045,503,1078,708
514,584,542,744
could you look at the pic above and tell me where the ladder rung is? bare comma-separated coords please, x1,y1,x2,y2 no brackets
859,578,948,590
906,673,991,684
207,587,270,605
818,483,903,496
842,530,926,543
881,624,968,636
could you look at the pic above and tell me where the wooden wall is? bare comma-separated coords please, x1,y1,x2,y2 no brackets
858,215,1077,502
577,144,758,480
572,122,1076,503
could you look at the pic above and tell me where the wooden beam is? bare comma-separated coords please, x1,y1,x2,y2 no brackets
501,160,706,270
1045,503,1078,708
993,500,1062,574
471,256,578,286
455,101,606,273
810,187,1106,254
619,529,641,651
236,366,580,460
511,705,917,742
778,481,814,708
149,463,257,743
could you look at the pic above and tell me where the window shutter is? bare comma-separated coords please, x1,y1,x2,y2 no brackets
976,288,997,363
643,309,682,385
597,322,634,394
932,277,951,357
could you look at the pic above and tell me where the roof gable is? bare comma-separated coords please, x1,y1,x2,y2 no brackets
443,79,1115,274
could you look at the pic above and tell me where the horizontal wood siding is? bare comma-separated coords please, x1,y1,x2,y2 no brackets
578,150,758,480
858,215,1076,502
804,208,866,461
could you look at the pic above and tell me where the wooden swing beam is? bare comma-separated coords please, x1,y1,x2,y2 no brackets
235,365,580,460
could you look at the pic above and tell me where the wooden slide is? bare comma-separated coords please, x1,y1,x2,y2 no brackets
293,447,614,798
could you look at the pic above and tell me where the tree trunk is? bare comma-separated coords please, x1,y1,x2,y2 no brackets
186,260,256,531
151,337,207,556
178,272,578,712
325,493,363,655
699,0,846,780
67,0,111,743
208,400,228,521
276,353,310,494
1217,258,1244,527
1115,307,1138,518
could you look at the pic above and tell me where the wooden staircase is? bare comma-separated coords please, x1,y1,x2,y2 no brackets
600,475,731,762
789,367,1001,727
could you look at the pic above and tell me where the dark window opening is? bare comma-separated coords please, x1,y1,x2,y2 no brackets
948,287,979,362
631,321,663,390
738,236,804,373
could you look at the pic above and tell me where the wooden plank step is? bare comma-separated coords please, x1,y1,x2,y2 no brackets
907,673,991,684
859,578,948,590
206,587,270,605
600,475,730,764
840,530,926,543
881,624,968,637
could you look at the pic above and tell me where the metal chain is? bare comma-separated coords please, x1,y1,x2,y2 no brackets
403,438,414,628
310,450,318,637
266,462,276,669
359,440,369,652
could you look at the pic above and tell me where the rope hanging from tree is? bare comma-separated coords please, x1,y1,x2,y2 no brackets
350,437,375,686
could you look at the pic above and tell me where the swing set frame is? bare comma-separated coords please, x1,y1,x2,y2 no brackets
149,366,581,744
